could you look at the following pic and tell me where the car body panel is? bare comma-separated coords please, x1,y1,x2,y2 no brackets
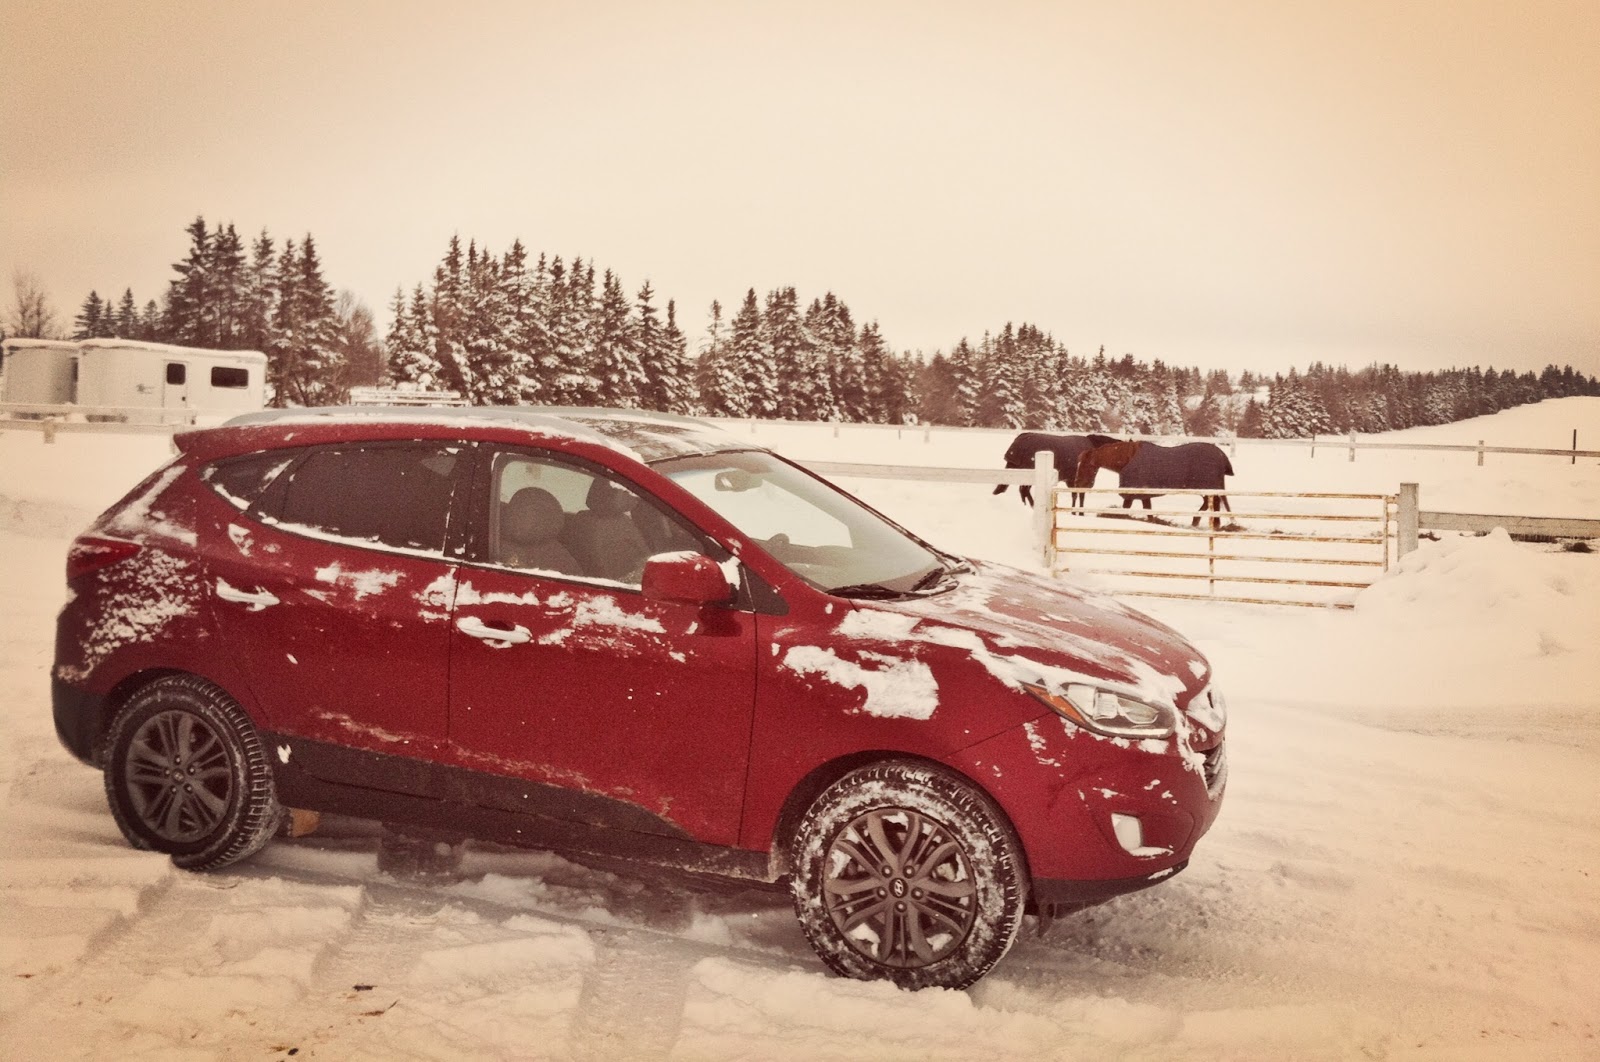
446,565,759,844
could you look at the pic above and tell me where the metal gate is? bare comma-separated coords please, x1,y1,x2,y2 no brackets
1048,486,1399,608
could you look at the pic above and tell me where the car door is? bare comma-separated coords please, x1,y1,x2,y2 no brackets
445,447,758,845
198,441,467,782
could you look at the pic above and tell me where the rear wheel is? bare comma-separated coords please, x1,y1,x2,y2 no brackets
789,761,1028,990
104,675,282,870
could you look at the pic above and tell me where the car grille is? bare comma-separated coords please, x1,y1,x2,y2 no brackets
1202,743,1227,798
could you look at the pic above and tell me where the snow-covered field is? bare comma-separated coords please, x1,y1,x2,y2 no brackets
2,399,1597,1061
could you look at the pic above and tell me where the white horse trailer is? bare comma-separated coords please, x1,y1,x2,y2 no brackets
1,339,80,406
75,340,267,422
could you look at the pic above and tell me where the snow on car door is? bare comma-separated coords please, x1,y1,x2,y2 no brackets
445,449,758,845
197,443,465,771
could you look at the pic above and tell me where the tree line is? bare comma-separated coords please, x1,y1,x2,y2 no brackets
8,216,1595,434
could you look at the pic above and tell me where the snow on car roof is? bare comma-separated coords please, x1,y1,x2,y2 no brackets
219,405,752,463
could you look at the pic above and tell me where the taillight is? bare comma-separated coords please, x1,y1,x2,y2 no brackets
66,536,143,582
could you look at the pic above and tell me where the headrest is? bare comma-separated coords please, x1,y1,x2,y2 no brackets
503,487,565,543
585,479,635,517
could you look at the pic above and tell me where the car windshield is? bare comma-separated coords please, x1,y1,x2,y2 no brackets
659,449,956,597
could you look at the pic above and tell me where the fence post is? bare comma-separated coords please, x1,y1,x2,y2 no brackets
1574,430,1579,466
43,417,58,444
924,425,932,444
1477,440,1484,467
1348,431,1357,462
1309,434,1316,459
1033,451,1054,568
1397,482,1419,559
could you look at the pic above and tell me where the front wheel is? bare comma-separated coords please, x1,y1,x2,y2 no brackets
103,675,283,871
789,761,1028,990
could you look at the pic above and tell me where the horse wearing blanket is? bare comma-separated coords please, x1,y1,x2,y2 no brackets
993,431,1119,507
1074,440,1234,528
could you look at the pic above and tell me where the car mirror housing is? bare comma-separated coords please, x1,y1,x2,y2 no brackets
641,552,733,606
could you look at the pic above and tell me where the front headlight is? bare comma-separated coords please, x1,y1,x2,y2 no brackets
1023,682,1177,739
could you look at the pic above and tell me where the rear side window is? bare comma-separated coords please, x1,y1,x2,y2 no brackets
211,366,249,388
272,445,461,553
204,451,296,509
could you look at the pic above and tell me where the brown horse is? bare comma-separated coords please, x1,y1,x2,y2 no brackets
1073,440,1234,528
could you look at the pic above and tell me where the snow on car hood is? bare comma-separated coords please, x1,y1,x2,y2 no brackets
859,559,1210,714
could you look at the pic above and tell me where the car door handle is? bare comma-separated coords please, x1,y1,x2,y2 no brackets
215,579,280,611
456,616,532,645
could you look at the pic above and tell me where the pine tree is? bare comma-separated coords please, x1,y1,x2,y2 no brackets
385,286,436,387
729,288,772,418
498,240,544,404
658,299,692,414
463,240,514,403
950,339,984,426
592,270,644,407
73,291,107,339
695,300,736,415
269,235,344,405
140,300,162,341
630,281,669,411
164,216,212,345
208,223,247,347
241,230,276,354
115,289,138,338
428,236,473,400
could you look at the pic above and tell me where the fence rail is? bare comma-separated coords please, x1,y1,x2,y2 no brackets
1047,485,1399,609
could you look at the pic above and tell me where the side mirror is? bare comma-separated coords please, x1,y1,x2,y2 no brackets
641,552,733,606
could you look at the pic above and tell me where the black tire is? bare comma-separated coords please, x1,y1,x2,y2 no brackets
789,760,1028,991
103,675,283,871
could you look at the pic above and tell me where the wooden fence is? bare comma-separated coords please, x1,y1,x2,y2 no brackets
1046,484,1400,608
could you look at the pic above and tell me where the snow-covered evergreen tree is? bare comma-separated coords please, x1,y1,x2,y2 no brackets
115,289,138,338
695,300,737,416
591,270,644,407
729,288,773,418
269,235,344,406
164,217,212,346
73,291,109,339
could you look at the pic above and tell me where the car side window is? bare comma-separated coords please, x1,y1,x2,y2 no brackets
203,450,298,510
486,453,700,586
267,444,462,554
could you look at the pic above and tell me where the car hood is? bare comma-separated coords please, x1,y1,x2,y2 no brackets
854,559,1211,714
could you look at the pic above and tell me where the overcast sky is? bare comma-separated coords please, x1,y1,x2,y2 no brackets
3,0,1597,377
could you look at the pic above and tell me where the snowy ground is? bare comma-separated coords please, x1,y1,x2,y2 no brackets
1,399,1597,1061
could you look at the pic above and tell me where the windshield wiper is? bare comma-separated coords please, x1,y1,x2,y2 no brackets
910,566,952,592
827,582,909,600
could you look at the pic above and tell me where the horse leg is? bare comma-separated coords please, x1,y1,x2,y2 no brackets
1020,483,1034,507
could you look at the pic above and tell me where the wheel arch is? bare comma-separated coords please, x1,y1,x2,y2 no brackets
764,750,1032,889
91,668,243,767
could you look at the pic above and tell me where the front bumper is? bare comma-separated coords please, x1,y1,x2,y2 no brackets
952,713,1225,887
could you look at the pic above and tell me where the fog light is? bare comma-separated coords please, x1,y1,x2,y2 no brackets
1111,813,1144,853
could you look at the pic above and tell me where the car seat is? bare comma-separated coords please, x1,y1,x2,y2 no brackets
499,487,580,574
568,479,651,581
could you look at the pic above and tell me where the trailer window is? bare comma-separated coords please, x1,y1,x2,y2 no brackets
211,366,250,389
166,363,186,385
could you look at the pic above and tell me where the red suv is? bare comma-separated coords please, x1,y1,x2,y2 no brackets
53,408,1226,989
